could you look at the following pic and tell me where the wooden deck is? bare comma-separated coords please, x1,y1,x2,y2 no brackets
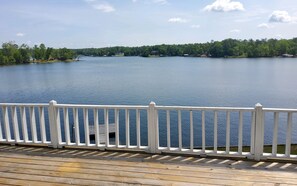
0,145,296,186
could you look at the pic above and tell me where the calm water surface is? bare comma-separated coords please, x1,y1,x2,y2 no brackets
0,57,297,147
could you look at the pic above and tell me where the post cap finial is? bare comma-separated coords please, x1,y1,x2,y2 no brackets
149,101,156,106
49,100,57,104
255,103,262,107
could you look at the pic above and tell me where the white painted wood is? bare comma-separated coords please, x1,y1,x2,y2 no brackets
226,111,230,154
38,107,46,143
83,108,90,146
29,107,38,143
285,112,292,157
55,107,62,145
0,110,2,140
11,106,20,142
190,110,193,151
104,109,109,147
93,108,100,147
250,112,255,154
254,103,264,161
73,107,80,145
20,107,28,142
156,105,254,111
125,109,129,148
49,101,59,148
201,111,205,152
178,110,182,151
114,109,119,147
147,102,157,153
166,110,170,149
272,112,279,156
214,111,218,153
238,111,243,155
155,109,159,149
63,108,70,145
1,101,296,160
136,109,141,148
3,106,11,142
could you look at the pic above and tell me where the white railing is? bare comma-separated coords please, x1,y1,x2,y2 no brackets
0,100,296,161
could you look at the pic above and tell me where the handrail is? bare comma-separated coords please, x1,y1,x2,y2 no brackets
0,100,296,161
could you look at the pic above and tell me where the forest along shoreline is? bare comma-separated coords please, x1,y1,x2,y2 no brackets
0,42,77,66
1,38,297,66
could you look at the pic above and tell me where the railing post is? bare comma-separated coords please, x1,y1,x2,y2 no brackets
254,103,264,161
147,101,158,153
49,100,59,148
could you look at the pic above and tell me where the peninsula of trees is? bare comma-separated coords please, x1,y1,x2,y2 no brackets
75,38,297,58
0,42,76,66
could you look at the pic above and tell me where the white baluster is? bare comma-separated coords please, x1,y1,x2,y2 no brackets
272,112,279,156
94,108,100,147
178,110,182,151
20,107,28,142
83,108,90,146
226,111,230,154
250,112,255,155
114,109,119,147
285,112,292,157
238,111,243,155
105,109,109,147
201,111,205,153
73,108,80,145
214,111,218,153
29,107,37,143
166,110,170,150
39,107,46,143
136,109,141,148
3,106,11,142
11,106,20,142
190,110,194,151
63,108,70,145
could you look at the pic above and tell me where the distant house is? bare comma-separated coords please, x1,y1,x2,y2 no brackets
282,54,294,58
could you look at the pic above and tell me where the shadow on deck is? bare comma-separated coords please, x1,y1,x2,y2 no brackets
0,144,296,185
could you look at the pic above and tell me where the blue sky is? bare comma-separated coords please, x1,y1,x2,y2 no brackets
1,0,297,48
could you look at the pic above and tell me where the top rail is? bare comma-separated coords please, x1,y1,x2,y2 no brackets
156,105,254,111
263,108,297,112
55,104,148,109
0,103,48,107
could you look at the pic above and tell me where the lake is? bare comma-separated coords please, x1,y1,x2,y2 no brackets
0,56,297,147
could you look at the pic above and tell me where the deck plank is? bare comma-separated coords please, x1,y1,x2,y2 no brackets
0,145,296,185
0,155,296,183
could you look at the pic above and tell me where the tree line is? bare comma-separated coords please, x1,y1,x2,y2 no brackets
74,38,297,58
0,42,76,65
1,38,296,66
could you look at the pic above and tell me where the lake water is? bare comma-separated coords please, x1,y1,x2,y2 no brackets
0,57,297,147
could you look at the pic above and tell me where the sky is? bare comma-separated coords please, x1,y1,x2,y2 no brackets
0,0,297,48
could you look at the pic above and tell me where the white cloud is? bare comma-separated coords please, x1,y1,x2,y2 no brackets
16,33,25,37
257,23,271,29
168,17,188,23
191,24,200,28
84,0,115,13
132,0,137,2
153,0,168,4
230,29,240,33
204,0,244,12
269,11,297,23
93,3,115,12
